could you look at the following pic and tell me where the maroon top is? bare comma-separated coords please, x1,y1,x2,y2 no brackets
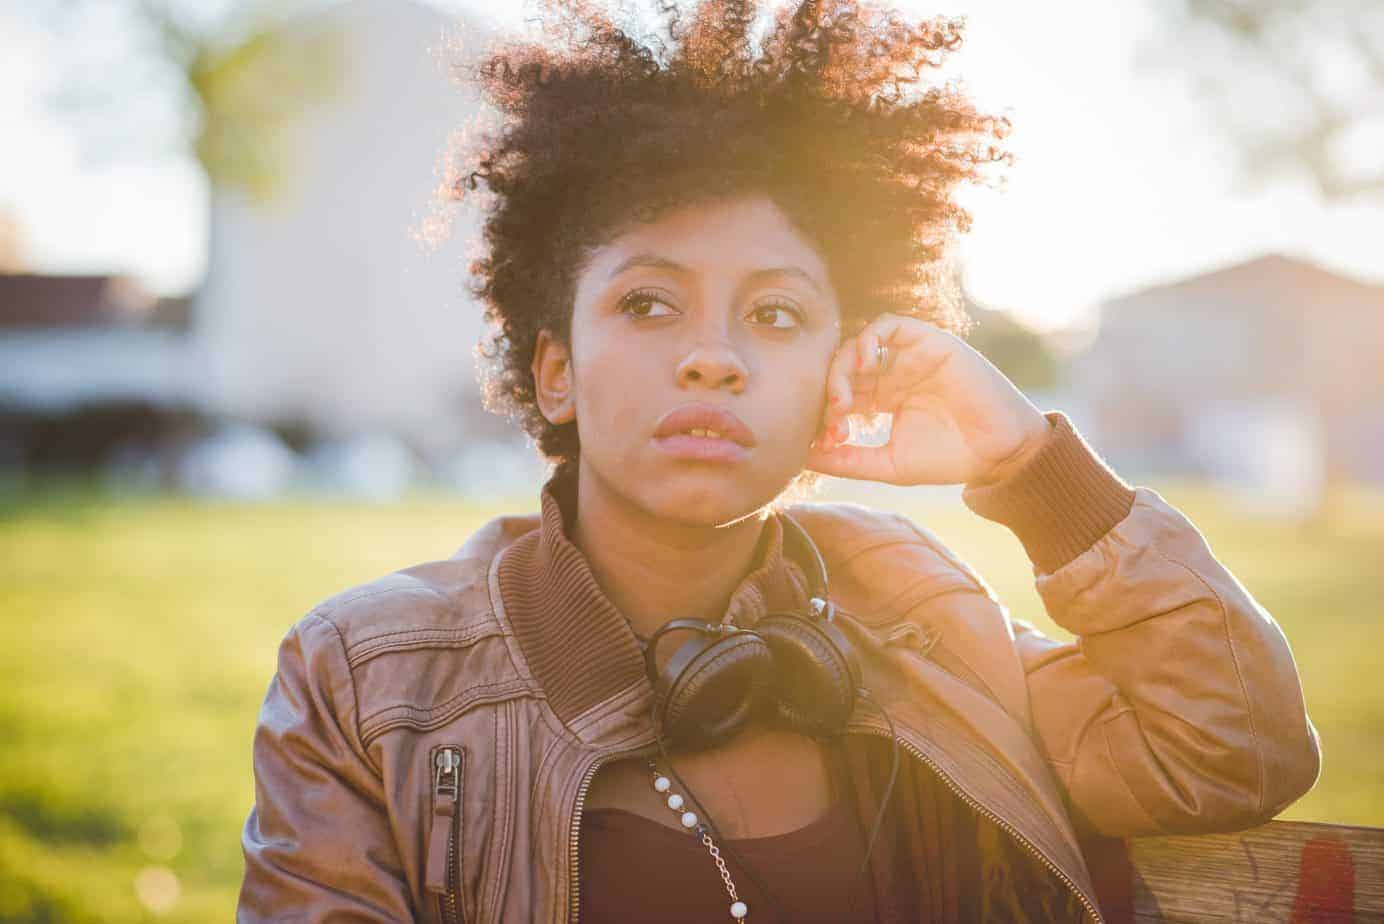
578,739,883,923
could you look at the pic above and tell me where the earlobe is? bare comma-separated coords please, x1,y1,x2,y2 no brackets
532,329,576,426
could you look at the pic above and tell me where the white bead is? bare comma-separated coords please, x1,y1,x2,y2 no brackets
666,793,684,810
730,900,748,919
680,811,698,828
653,776,671,793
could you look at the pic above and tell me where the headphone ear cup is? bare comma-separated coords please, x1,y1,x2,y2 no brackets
657,631,773,749
756,613,861,736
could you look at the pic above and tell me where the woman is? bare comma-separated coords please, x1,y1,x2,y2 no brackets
238,1,1321,921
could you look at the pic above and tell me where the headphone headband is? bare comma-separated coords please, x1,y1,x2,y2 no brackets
777,510,830,604
641,618,747,682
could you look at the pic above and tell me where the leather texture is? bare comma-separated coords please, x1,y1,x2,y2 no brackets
239,484,1322,923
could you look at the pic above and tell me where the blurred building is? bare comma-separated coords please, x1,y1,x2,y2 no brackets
1,0,531,494
0,274,199,471
0,274,192,410
190,0,494,465
1067,254,1384,504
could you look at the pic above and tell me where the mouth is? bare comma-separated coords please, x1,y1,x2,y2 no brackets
652,403,756,463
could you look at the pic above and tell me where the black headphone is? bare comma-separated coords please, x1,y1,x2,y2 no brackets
640,512,863,751
636,511,902,905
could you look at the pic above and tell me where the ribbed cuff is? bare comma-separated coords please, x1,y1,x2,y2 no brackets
961,410,1136,574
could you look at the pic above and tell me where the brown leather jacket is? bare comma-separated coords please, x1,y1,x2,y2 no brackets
238,411,1321,922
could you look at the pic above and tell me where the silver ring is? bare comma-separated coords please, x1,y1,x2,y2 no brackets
876,343,889,371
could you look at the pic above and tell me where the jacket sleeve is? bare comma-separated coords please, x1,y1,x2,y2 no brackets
238,609,415,922
958,410,1322,839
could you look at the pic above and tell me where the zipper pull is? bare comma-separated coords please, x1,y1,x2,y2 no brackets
426,747,462,895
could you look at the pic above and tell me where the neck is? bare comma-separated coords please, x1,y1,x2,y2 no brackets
569,463,769,641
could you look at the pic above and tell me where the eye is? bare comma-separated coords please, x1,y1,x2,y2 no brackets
746,299,804,330
616,287,680,319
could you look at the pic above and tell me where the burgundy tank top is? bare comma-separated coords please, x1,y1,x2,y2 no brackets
578,741,881,923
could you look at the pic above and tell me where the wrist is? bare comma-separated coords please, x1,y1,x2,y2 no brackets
960,410,1137,573
967,414,1055,489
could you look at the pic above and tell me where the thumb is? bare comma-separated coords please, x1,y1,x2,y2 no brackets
804,442,898,483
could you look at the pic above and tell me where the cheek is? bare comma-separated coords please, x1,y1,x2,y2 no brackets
570,336,648,440
768,347,835,442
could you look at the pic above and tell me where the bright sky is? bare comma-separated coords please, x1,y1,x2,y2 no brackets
1,0,1380,333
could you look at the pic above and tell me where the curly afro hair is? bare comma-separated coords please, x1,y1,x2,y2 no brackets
444,0,1012,471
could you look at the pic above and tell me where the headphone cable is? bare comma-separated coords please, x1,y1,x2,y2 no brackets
855,686,902,879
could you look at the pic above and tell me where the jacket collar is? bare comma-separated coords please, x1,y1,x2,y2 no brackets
495,474,812,729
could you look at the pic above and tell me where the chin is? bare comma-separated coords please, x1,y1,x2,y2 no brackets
637,464,795,527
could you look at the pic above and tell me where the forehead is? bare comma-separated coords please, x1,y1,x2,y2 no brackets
576,193,833,292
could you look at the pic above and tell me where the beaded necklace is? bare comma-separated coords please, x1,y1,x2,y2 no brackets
643,757,751,921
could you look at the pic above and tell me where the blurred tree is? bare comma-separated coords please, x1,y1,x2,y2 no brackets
961,297,1062,393
31,0,344,204
1140,0,1384,201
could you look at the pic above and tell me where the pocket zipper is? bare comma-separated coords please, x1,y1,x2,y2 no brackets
426,746,464,924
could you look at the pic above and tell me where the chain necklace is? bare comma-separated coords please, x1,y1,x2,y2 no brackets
644,757,750,921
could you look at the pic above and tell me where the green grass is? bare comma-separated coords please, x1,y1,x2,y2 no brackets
1,478,1379,921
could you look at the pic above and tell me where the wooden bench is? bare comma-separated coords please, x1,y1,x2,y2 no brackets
1081,820,1383,922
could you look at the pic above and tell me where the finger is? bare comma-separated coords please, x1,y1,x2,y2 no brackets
825,341,857,419
859,314,956,404
865,312,935,348
854,316,915,409
850,329,880,414
804,440,897,483
813,414,852,452
856,324,889,376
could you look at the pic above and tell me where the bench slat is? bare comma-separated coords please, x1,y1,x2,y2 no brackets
1102,820,1384,921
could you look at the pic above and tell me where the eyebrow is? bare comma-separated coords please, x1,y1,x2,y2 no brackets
606,253,825,297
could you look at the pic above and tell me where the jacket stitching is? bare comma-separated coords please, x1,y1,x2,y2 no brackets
310,610,386,780
488,700,518,923
1099,711,1165,835
358,681,535,744
346,623,498,660
929,636,1009,708
531,737,566,836
1043,687,1110,771
900,518,990,592
908,587,1010,707
346,625,502,666
326,582,451,613
1147,538,1261,816
827,534,919,568
854,571,975,625
350,635,503,667
481,704,501,922
358,678,530,733
916,721,1080,868
566,678,649,738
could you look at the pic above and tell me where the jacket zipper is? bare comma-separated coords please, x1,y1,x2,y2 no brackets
427,746,464,924
854,723,1105,924
564,729,1105,924
568,744,655,923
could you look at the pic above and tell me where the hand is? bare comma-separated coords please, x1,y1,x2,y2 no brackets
806,313,1054,487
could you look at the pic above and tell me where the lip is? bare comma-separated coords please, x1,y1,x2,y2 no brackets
652,402,757,463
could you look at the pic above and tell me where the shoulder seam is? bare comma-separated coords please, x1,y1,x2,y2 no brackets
303,609,384,778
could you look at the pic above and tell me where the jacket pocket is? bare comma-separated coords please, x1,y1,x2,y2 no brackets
425,744,466,924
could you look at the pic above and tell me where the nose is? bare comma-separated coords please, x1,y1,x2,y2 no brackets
675,339,748,393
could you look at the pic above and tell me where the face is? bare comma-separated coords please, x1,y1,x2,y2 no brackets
534,192,843,526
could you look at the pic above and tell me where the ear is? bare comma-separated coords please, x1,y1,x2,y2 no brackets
532,329,576,426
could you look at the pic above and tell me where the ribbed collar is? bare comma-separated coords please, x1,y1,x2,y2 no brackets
496,474,812,729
